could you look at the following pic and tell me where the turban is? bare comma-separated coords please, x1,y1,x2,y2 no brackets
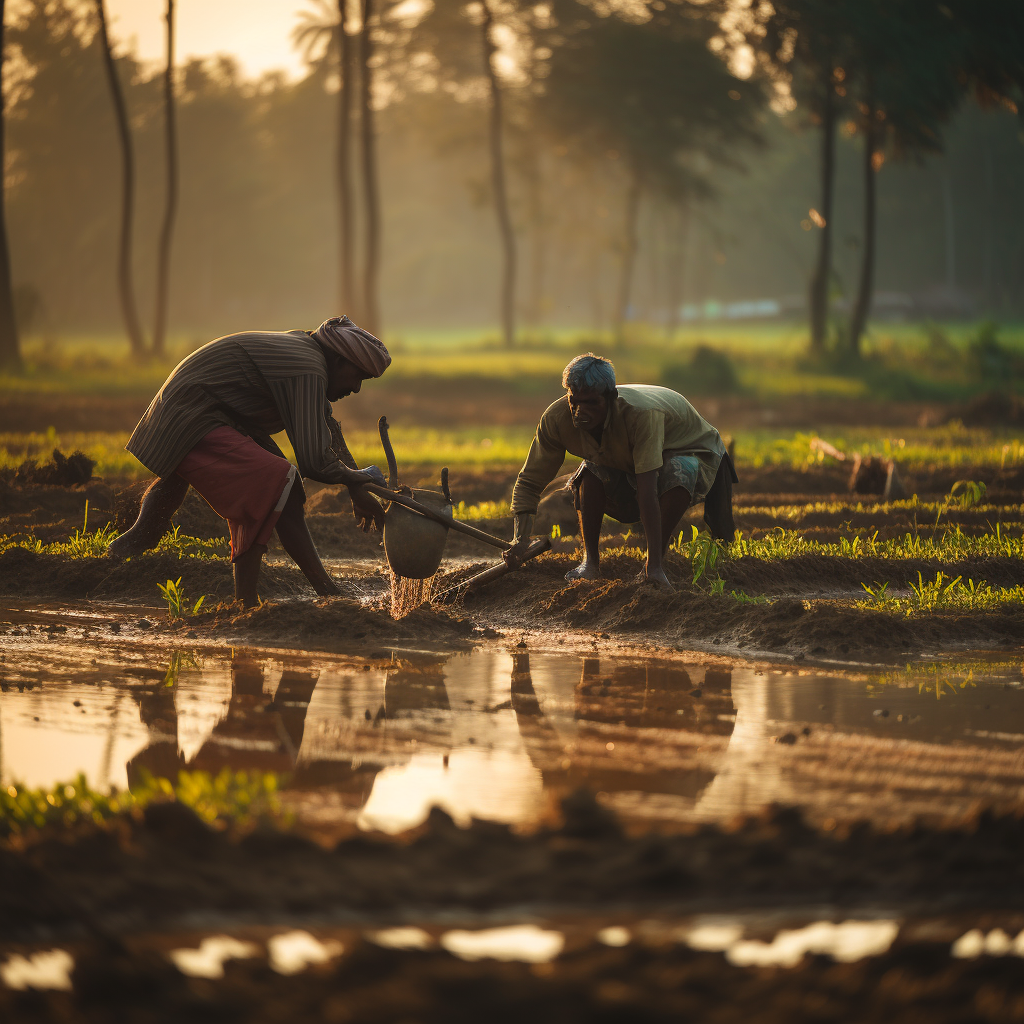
313,315,391,378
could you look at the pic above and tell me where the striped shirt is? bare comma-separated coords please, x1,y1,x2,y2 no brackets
126,331,358,482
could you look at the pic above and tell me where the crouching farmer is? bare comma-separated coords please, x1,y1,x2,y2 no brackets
505,353,737,589
109,317,390,606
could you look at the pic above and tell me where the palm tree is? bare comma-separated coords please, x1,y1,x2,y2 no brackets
0,0,21,371
152,0,178,359
480,0,517,348
95,0,146,360
294,0,358,317
359,0,381,335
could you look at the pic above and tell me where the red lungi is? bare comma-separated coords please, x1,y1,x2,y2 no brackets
175,426,296,562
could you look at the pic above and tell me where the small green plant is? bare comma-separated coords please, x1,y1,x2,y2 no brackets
157,577,207,620
909,570,963,611
730,589,768,605
860,580,890,603
673,525,726,592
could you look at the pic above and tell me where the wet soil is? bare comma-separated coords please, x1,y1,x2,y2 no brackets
5,925,1024,1023
4,796,1024,1022
2,793,1023,940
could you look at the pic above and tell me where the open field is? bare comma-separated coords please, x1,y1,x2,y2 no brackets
3,332,1024,1021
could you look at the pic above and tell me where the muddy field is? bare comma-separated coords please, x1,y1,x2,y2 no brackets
2,458,1022,660
2,450,1024,1020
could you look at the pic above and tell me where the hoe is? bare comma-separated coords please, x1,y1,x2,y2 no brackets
364,417,549,599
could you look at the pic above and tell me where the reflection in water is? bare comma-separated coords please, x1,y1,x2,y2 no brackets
1,641,1023,833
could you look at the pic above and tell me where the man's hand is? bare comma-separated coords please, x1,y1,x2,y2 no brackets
349,483,385,532
359,464,387,488
502,537,533,568
503,512,535,567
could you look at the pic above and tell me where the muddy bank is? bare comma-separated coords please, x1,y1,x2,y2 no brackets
3,795,1024,941
204,597,475,650
452,554,1024,658
2,544,1021,659
0,547,307,603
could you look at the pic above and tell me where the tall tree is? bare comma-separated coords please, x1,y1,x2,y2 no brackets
844,1,963,355
96,0,146,359
539,0,764,343
152,0,178,358
359,0,381,335
0,0,21,371
294,0,360,317
757,1,852,356
337,0,356,316
479,0,516,348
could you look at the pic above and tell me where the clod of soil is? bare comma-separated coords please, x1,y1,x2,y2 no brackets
207,597,474,648
8,448,94,486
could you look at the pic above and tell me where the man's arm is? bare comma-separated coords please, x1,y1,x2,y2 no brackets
325,400,359,470
272,375,385,529
505,410,567,564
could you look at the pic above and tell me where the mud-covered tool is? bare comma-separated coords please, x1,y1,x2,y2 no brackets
432,537,551,603
377,416,454,578
372,416,549,583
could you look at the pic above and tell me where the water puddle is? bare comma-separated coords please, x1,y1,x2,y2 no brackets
2,627,1023,833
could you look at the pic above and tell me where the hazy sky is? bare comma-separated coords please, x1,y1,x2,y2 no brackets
107,0,313,79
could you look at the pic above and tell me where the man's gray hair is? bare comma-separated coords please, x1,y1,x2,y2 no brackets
562,353,616,395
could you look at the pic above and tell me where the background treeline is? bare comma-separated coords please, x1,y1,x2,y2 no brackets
4,0,1024,344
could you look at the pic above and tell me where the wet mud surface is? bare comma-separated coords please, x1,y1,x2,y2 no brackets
3,468,1024,1018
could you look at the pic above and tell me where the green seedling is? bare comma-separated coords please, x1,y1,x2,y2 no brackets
860,581,890,603
157,577,207,620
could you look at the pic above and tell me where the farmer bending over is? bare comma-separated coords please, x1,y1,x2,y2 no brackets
505,353,737,589
108,316,389,606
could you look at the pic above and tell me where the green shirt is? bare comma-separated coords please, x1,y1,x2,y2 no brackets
510,384,727,515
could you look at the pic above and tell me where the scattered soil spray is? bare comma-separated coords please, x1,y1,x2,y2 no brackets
389,570,437,618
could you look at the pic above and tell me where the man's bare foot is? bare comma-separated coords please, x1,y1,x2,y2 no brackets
634,566,674,591
565,561,602,581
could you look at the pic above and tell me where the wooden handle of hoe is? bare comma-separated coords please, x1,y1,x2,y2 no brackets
433,537,552,602
364,482,512,551
377,416,400,489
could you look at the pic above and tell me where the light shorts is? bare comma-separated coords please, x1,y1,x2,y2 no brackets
570,449,720,524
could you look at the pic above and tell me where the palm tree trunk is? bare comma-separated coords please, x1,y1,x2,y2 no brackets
808,75,835,356
96,0,146,360
480,0,516,349
359,0,381,336
152,0,177,359
613,165,641,346
666,199,689,338
337,0,356,315
0,0,21,372
849,111,878,357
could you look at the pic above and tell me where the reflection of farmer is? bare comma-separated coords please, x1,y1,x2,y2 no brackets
505,353,737,589
109,317,391,605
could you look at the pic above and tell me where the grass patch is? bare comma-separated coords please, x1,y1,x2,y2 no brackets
1,769,284,838
727,524,1024,561
856,572,1024,616
3,426,1022,481
0,526,227,560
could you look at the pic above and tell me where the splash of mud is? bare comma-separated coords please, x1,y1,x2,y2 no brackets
389,571,436,618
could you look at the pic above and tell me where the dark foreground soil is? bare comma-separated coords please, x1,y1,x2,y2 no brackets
6,934,1024,1023
4,796,1024,1021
